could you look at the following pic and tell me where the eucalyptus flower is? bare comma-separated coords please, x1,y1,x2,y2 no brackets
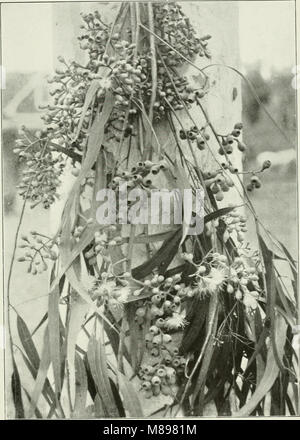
164,313,187,330
197,267,227,296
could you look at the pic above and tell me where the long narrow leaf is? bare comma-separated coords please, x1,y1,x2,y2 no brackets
67,294,90,408
11,359,25,418
48,285,61,397
234,314,287,416
28,328,52,418
118,373,144,417
73,354,88,418
87,335,119,417
17,314,40,370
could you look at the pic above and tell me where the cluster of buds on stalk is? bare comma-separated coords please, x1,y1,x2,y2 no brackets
17,231,58,274
217,123,246,155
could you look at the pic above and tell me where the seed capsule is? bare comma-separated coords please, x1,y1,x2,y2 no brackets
136,307,146,317
156,368,167,377
149,325,159,335
141,381,151,391
234,122,243,130
155,318,165,328
237,141,247,152
145,333,153,343
262,160,271,170
162,334,172,344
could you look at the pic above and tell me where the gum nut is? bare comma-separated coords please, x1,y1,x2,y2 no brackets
196,136,206,150
150,348,159,357
163,300,172,309
155,318,165,328
149,325,159,335
165,366,176,377
71,168,80,177
262,160,271,170
226,135,234,144
145,333,153,342
136,307,146,317
235,290,243,300
141,380,151,391
173,295,181,304
143,364,154,374
144,160,153,169
171,303,179,312
151,375,161,386
151,294,162,304
144,279,151,287
152,334,162,346
157,275,165,283
250,175,259,183
156,368,167,377
215,191,224,202
162,334,172,344
174,284,181,291
234,122,243,130
150,305,160,316
170,346,179,356
172,357,181,368
152,287,160,295
254,179,262,189
231,129,241,137
133,289,141,296
229,165,239,174
174,274,181,281
211,182,220,194
227,284,234,294
237,141,247,152
159,160,168,170
164,354,172,364
180,357,187,365
165,277,173,285
150,276,159,286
